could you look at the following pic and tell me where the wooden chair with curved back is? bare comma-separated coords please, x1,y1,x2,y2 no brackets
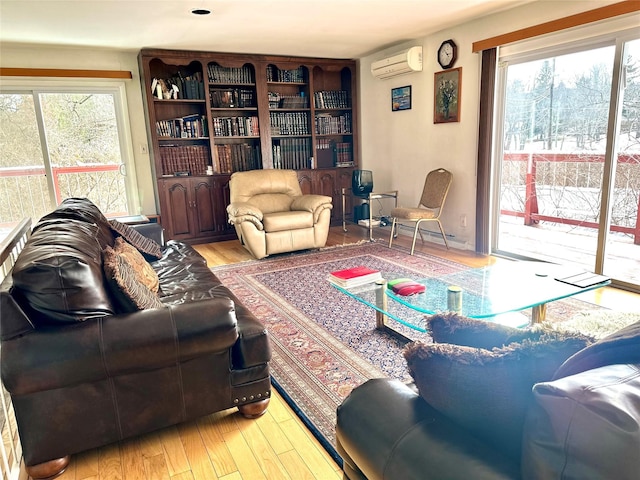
388,168,453,254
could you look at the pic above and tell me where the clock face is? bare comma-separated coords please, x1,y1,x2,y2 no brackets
438,40,457,69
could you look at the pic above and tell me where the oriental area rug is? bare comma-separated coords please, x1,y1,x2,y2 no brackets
210,242,608,462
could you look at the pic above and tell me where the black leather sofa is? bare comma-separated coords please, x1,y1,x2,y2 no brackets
0,198,272,479
336,315,640,479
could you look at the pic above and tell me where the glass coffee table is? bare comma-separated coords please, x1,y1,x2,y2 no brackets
330,261,611,335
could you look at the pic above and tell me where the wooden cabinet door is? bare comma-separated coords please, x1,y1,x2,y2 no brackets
314,170,337,221
212,174,234,234
297,170,314,195
192,179,217,237
335,167,354,222
160,179,195,240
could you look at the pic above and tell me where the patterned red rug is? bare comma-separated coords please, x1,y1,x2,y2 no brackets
211,242,602,462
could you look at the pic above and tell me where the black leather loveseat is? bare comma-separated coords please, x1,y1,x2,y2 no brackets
0,198,272,479
336,313,640,479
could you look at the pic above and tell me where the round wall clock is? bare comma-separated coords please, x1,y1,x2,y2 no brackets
437,39,458,70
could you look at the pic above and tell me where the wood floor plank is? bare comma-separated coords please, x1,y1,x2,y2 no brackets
278,450,322,480
278,419,338,480
235,416,292,480
74,448,99,480
265,390,294,424
158,426,190,476
98,443,122,480
217,472,243,480
176,421,218,480
221,430,267,480
253,408,293,455
195,416,237,477
136,431,164,458
142,453,170,480
120,437,147,480
170,472,195,480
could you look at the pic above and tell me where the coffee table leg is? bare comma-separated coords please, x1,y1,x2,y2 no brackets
375,280,388,329
532,303,547,324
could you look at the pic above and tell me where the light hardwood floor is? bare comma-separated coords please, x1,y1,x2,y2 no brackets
18,225,640,480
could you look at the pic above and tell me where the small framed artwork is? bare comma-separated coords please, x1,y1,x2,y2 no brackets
434,67,462,123
391,85,412,111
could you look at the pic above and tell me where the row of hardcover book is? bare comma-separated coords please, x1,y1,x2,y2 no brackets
268,92,309,109
156,114,208,138
335,142,353,165
266,65,306,83
210,88,256,108
314,90,349,109
270,112,310,136
215,144,262,174
212,116,260,137
315,113,352,135
208,64,255,85
272,139,312,170
159,145,210,176
152,74,205,100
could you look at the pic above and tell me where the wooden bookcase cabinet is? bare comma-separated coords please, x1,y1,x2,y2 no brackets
139,49,358,242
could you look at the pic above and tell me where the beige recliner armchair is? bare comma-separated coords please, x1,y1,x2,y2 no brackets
227,169,333,259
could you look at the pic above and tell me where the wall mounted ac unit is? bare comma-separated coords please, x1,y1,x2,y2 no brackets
371,46,423,80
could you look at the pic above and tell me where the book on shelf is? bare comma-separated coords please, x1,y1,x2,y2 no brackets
328,266,382,288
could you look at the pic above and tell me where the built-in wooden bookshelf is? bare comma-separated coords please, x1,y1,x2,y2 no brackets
138,49,358,243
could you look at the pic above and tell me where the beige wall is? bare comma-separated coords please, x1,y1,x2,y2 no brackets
358,0,623,250
0,1,626,231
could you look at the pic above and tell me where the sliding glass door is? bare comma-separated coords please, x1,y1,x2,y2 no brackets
493,35,640,289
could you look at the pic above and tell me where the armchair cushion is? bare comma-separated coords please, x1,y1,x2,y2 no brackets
263,211,313,232
290,194,333,222
404,322,592,459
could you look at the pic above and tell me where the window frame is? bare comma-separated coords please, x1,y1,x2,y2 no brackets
0,78,140,215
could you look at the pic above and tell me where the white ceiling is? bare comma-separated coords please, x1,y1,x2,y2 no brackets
0,0,529,59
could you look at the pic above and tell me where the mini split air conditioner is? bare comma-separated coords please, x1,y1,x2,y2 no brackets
371,46,423,80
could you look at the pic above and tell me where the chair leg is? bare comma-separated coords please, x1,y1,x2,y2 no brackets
410,224,420,255
388,218,397,248
436,220,449,249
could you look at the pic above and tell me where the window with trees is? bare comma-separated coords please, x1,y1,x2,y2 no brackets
0,83,137,230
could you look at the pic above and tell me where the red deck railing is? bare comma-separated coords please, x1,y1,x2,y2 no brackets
501,153,640,244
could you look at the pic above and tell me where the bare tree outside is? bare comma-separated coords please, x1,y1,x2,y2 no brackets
0,91,129,227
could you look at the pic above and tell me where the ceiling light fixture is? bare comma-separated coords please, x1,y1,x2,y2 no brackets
191,8,211,15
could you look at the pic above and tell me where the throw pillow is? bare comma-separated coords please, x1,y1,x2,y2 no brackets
427,312,553,349
103,245,164,311
112,236,159,293
404,329,593,460
109,219,162,260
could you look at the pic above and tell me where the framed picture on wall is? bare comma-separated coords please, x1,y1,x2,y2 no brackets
391,85,412,111
434,67,461,123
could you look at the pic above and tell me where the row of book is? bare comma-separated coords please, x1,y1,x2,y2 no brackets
272,139,312,170
212,116,260,137
159,145,210,176
215,144,262,174
210,88,256,108
268,92,309,109
270,111,310,135
335,142,353,165
314,90,349,109
208,64,255,85
328,266,382,288
315,113,352,135
266,65,306,83
152,74,205,100
156,114,208,138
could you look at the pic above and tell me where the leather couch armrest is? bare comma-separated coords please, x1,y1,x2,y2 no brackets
227,202,264,230
1,298,239,396
131,222,165,246
336,378,519,480
290,195,333,223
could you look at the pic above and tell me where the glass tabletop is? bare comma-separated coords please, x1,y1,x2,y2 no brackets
331,261,611,333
